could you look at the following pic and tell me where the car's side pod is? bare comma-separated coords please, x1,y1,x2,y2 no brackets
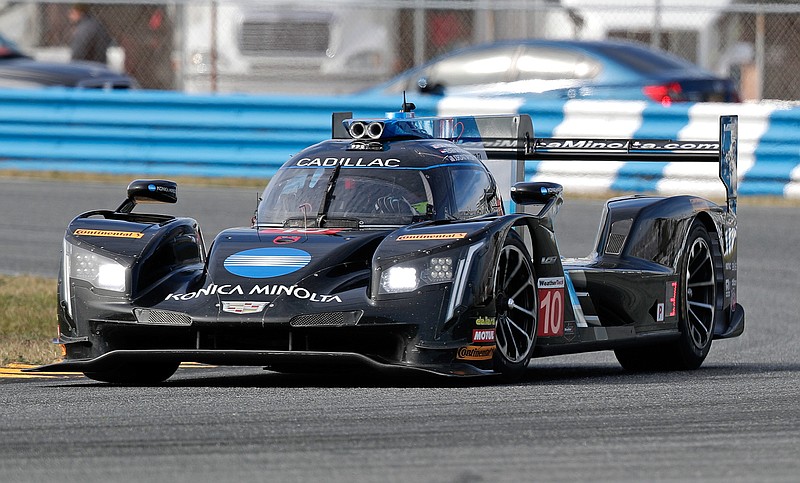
115,179,178,213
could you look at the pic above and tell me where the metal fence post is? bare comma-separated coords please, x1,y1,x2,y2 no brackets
413,0,425,67
210,0,218,93
755,10,765,101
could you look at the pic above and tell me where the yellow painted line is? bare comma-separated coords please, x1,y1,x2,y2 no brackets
0,364,79,379
0,361,216,379
179,362,217,369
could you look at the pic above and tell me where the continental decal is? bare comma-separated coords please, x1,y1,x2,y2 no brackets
397,232,467,241
456,345,495,361
73,229,144,239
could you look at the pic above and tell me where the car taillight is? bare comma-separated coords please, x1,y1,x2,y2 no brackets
643,82,683,106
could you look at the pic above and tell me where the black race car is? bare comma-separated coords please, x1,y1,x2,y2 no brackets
31,106,744,383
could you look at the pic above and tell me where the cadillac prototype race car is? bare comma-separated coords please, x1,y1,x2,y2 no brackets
31,106,744,383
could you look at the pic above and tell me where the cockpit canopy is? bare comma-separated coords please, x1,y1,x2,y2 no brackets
256,138,502,228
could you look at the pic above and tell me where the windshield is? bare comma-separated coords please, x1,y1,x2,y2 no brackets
257,167,434,227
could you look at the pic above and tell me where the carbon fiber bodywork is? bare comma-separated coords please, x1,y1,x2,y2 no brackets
31,112,744,380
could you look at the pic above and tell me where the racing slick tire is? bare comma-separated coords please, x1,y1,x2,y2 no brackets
84,361,180,384
492,232,537,380
615,220,717,371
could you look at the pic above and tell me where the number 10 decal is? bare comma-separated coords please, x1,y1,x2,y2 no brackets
537,277,565,337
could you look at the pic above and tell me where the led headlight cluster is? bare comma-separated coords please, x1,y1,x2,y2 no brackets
64,242,128,293
379,256,455,294
421,257,453,283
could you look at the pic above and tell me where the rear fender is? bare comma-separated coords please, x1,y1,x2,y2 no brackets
598,195,740,338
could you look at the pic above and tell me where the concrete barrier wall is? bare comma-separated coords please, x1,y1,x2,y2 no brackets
1,88,798,198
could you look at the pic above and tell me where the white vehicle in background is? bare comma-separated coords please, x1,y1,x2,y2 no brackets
180,1,396,94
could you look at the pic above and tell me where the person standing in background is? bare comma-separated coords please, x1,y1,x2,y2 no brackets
68,3,111,64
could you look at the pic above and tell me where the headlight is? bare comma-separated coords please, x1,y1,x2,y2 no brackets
379,256,455,294
64,242,128,293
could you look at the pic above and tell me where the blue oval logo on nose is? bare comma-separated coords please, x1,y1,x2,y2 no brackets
224,247,311,278
148,184,156,191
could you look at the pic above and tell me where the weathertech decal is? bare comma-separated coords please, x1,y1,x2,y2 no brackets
397,233,467,241
456,345,495,361
73,229,143,239
537,277,565,337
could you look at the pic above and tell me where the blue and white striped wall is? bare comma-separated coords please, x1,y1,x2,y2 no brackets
1,88,799,198
438,96,799,199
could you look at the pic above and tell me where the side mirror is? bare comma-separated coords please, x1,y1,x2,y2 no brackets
117,179,177,213
510,182,563,205
127,179,177,204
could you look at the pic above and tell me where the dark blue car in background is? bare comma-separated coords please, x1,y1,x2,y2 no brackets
369,39,739,105
0,33,135,89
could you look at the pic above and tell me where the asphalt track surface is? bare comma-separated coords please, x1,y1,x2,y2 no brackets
1,178,798,482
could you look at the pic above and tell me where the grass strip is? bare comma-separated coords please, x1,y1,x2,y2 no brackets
0,275,60,366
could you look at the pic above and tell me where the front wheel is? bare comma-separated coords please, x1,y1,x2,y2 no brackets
492,233,537,379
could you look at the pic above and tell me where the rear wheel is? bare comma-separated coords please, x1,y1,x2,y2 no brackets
492,234,537,379
84,361,180,384
672,222,717,369
615,221,717,371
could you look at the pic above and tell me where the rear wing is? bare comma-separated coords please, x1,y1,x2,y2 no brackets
332,112,738,213
511,116,738,214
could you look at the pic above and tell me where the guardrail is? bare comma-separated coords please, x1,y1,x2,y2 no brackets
0,88,798,198
0,89,438,179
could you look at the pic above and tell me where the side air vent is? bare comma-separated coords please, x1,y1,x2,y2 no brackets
290,311,363,327
605,219,633,256
134,309,192,326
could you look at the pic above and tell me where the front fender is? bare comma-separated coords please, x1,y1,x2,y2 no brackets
370,215,566,342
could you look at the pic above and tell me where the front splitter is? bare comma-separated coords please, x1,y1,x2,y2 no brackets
25,349,494,378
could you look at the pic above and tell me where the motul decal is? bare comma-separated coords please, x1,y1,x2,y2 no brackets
472,329,495,343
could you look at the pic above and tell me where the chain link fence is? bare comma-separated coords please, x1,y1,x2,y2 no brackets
2,1,800,100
